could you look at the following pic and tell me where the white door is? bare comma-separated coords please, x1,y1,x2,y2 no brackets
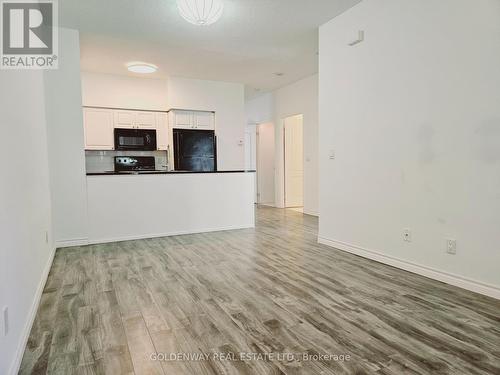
84,108,114,150
156,113,168,151
256,122,275,205
136,111,156,129
194,112,214,130
114,110,136,129
284,115,303,207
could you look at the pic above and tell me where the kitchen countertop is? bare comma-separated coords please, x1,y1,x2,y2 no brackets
87,170,256,176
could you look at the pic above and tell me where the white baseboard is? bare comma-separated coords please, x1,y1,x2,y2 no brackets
258,203,276,208
55,238,89,248
318,237,500,300
86,224,255,246
303,210,319,217
56,224,255,248
9,245,56,375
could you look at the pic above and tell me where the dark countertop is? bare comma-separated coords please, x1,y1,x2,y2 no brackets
87,170,256,176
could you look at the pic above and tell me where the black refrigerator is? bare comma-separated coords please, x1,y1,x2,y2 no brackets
173,129,217,172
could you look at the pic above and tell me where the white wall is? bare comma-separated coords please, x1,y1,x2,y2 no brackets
319,0,500,298
45,29,89,247
0,71,54,375
81,72,169,111
257,123,276,205
274,75,319,214
245,92,273,125
168,77,246,170
244,125,257,171
245,75,319,215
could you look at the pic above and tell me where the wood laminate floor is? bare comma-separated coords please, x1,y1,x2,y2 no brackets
20,207,500,374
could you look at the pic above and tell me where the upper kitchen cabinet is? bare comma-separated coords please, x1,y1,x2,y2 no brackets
170,109,215,130
113,110,135,128
114,110,156,129
136,112,156,128
156,112,169,151
171,110,193,129
194,111,215,129
83,108,114,150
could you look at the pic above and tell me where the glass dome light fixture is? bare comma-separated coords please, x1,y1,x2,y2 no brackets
177,0,224,26
127,62,158,74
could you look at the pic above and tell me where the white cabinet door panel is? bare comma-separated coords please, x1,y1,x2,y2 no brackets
114,110,135,128
173,110,193,129
194,111,214,130
84,108,114,150
136,111,156,128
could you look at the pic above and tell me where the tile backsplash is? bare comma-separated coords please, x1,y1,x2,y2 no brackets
85,150,169,173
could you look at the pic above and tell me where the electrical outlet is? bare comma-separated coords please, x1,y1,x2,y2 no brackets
3,307,8,336
329,150,336,160
447,239,457,254
403,228,412,242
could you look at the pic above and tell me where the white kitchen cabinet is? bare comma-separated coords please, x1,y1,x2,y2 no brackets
114,110,156,129
171,110,193,129
194,111,214,129
170,109,215,130
136,112,156,128
156,112,169,151
114,110,136,128
84,108,114,150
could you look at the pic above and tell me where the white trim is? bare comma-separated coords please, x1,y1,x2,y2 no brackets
9,245,57,375
87,224,254,246
56,224,255,248
55,238,89,248
258,203,276,208
303,210,319,217
318,236,500,300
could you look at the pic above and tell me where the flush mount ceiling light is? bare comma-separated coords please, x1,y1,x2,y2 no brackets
127,62,158,74
177,0,224,26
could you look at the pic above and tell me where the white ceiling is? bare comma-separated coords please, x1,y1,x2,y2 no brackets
60,0,361,98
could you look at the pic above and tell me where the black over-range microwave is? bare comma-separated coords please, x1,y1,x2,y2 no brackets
114,128,157,151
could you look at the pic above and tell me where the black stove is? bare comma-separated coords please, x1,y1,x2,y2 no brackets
114,156,161,173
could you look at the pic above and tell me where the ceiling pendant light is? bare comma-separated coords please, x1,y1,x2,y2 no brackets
177,0,224,26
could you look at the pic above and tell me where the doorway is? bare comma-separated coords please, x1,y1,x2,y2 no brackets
283,114,304,209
